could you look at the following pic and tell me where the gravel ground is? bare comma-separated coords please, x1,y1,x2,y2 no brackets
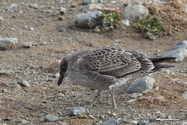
0,0,187,125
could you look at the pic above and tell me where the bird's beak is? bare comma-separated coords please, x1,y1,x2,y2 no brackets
58,75,64,86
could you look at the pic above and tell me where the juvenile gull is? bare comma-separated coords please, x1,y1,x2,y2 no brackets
58,46,175,109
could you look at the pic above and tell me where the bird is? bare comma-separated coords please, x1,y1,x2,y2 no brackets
58,46,175,109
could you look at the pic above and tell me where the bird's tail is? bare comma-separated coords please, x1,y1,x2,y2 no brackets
150,57,176,70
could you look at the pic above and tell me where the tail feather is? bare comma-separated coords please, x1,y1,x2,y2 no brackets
150,57,176,70
150,57,176,64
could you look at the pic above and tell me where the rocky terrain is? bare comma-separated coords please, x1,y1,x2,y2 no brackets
1,0,187,125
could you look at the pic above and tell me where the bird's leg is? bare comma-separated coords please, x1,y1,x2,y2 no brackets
80,90,102,107
109,88,117,109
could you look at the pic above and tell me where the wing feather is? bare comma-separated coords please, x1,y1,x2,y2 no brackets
81,47,154,78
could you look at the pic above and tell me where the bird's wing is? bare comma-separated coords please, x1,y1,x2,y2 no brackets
81,47,154,78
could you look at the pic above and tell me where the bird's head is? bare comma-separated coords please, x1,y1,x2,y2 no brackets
58,57,68,86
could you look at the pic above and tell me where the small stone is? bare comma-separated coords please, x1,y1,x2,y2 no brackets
68,107,88,116
182,91,187,100
17,80,30,87
168,115,172,119
58,16,63,21
30,27,34,31
103,119,119,125
60,7,66,15
4,117,11,121
137,120,149,125
44,114,59,122
92,122,99,125
71,3,78,8
122,117,132,124
99,114,105,119
181,121,187,125
2,89,8,93
40,42,47,45
113,39,121,43
0,70,14,76
53,72,60,78
159,113,166,119
83,0,98,4
18,119,28,124
126,76,155,94
55,93,65,97
149,118,156,122
30,3,38,9
23,42,33,48
11,84,21,89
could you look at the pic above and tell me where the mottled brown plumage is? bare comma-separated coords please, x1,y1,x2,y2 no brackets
58,46,175,109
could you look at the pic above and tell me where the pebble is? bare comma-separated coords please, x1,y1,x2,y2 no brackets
137,120,149,125
60,7,66,15
17,80,30,87
149,118,156,122
23,42,33,48
126,76,155,94
92,122,99,125
4,117,11,121
182,91,187,100
0,70,14,76
83,0,98,4
11,84,21,89
17,119,28,124
159,113,166,119
55,93,65,97
29,3,38,9
68,107,88,116
2,89,8,93
44,114,59,122
103,119,119,125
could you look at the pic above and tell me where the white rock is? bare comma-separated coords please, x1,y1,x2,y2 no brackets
172,40,187,50
17,80,30,87
29,3,38,9
23,42,33,48
60,7,66,14
11,84,21,89
83,0,98,4
0,38,18,50
182,91,187,100
162,49,187,62
126,76,155,94
82,4,104,12
123,5,149,23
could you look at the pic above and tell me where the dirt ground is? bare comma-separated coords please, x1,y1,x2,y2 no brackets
0,0,187,125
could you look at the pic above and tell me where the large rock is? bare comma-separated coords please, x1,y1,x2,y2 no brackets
126,76,155,94
172,40,187,50
122,5,149,23
82,4,104,12
75,11,102,28
162,49,187,62
0,38,18,50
